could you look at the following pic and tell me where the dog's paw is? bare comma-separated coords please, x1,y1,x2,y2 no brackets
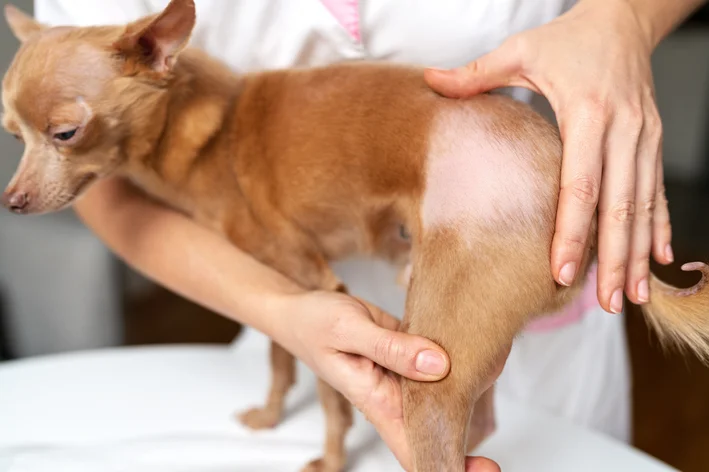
299,458,343,472
237,407,280,430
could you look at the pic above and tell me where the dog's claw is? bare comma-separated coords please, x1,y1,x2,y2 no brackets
237,407,280,430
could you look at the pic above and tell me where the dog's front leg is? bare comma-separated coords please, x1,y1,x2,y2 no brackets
301,380,353,472
239,341,297,429
227,220,353,471
300,284,354,472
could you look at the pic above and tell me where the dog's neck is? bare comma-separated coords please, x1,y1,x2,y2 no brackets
117,48,244,225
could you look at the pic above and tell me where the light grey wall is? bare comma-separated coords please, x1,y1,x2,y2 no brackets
532,28,709,184
0,0,30,187
653,29,709,181
0,1,127,359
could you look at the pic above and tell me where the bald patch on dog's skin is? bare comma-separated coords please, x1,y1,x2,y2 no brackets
422,104,549,236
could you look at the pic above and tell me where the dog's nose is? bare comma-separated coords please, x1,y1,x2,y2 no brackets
1,191,30,213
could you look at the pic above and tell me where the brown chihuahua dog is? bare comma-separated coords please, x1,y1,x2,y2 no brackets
3,1,709,471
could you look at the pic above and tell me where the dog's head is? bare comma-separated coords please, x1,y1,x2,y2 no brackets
1,0,196,214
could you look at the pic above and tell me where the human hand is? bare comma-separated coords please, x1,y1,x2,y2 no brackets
424,0,674,314
274,290,501,472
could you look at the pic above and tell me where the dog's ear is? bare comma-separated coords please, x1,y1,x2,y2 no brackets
113,0,196,75
5,4,46,42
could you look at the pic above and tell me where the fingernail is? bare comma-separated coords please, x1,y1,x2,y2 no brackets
416,350,447,376
559,262,577,286
425,66,452,74
610,289,624,314
665,244,674,263
637,279,649,304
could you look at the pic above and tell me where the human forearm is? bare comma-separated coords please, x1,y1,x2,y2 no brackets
73,177,304,339
586,0,708,48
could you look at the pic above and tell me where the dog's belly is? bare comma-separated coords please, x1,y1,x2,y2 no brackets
331,257,408,318
312,213,411,264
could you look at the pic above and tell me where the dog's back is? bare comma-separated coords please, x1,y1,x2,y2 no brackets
232,63,568,267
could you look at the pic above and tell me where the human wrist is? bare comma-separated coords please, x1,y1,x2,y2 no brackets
619,0,660,49
586,0,707,49
574,0,655,49
243,288,304,347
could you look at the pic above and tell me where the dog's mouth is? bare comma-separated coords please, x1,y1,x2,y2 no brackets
73,172,98,196
45,172,99,213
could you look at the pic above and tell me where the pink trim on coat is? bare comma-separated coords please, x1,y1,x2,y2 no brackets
320,0,361,42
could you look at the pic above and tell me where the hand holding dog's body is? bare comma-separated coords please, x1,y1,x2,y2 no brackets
426,0,707,313
278,290,502,472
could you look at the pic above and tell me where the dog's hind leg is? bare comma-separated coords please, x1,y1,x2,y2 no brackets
466,385,496,454
400,226,556,471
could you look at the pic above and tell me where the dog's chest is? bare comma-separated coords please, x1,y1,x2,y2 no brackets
126,171,227,231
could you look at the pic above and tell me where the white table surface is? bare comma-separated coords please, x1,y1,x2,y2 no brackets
0,328,675,472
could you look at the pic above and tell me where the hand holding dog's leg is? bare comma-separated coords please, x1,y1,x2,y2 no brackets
278,289,501,472
73,179,470,469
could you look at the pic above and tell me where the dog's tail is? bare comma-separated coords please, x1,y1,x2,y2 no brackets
643,262,709,362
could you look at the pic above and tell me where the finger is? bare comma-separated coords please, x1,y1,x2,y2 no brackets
550,106,604,287
652,150,673,264
597,107,642,314
337,356,500,472
337,310,450,381
335,361,415,471
359,373,500,472
423,37,529,98
373,414,413,471
466,456,502,472
354,296,401,331
625,105,661,304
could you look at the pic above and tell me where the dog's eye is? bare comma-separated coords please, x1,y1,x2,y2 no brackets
54,129,78,142
12,134,21,141
399,225,411,241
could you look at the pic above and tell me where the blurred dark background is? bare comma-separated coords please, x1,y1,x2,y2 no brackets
1,2,709,471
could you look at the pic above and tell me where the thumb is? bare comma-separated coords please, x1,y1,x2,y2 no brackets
424,44,520,99
345,315,450,381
